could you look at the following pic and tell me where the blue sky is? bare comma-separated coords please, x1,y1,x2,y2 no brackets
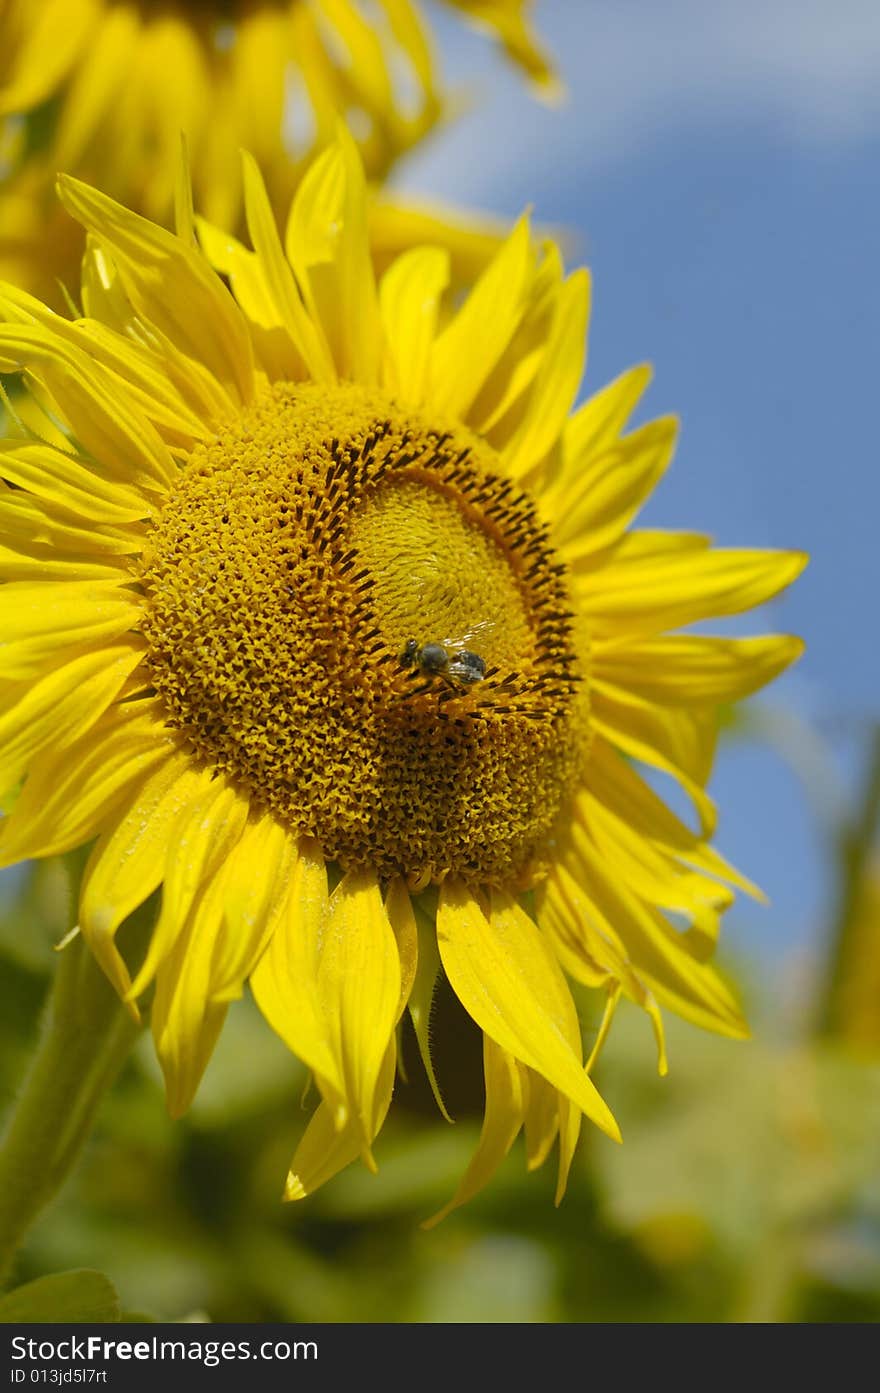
391,0,880,964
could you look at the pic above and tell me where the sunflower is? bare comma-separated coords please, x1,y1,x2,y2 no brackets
0,0,555,306
0,132,805,1216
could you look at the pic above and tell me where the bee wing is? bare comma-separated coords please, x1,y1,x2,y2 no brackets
440,616,498,653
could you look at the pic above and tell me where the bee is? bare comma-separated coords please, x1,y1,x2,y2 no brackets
400,637,487,688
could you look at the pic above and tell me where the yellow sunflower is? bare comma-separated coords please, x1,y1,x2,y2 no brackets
0,0,554,305
0,132,805,1217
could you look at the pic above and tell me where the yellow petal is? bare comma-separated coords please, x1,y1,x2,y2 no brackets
0,697,173,867
128,775,249,998
522,1066,560,1171
0,0,93,114
593,633,805,706
379,247,450,406
560,834,748,1039
384,877,419,1021
590,684,718,834
0,579,141,681
430,216,532,418
563,363,653,463
585,737,762,900
423,1034,524,1227
250,842,338,1093
316,868,401,1156
0,639,143,791
210,812,295,1002
0,440,150,524
551,416,678,559
0,282,210,455
283,128,380,384
285,1041,397,1200
0,537,131,582
78,753,205,998
404,896,454,1122
151,868,231,1117
437,879,620,1141
0,325,176,494
504,268,590,482
56,174,255,406
0,490,141,557
575,787,734,949
240,152,334,382
575,546,809,634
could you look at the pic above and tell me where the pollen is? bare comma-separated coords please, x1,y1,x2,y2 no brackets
139,382,588,884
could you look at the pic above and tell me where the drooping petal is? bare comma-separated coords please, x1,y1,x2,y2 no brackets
315,868,402,1157
522,1066,560,1171
78,754,207,999
128,774,250,999
150,862,232,1118
284,1041,397,1201
210,811,296,1003
253,854,401,1159
423,1034,524,1227
437,878,620,1140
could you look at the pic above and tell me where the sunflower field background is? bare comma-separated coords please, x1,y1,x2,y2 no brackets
1,0,878,1326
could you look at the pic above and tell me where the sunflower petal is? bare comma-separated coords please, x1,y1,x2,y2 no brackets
575,546,809,634
0,440,150,524
240,152,334,381
380,247,450,406
56,175,255,406
593,633,805,706
423,1034,524,1227
285,1041,397,1200
0,325,176,494
127,775,250,997
0,639,144,791
505,268,590,481
78,754,207,998
210,811,295,1002
283,127,380,384
437,879,620,1140
430,216,532,418
316,868,401,1158
151,868,231,1117
522,1066,560,1171
0,697,173,867
552,416,678,559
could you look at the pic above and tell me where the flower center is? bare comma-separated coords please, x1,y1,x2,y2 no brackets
140,382,588,885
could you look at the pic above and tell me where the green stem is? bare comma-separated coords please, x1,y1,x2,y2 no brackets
0,932,141,1289
816,723,880,1037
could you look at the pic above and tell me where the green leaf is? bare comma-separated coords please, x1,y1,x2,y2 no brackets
0,1269,120,1323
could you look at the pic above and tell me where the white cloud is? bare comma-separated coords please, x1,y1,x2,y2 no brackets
396,0,880,204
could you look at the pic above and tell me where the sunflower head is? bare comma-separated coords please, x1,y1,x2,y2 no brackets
0,129,805,1218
